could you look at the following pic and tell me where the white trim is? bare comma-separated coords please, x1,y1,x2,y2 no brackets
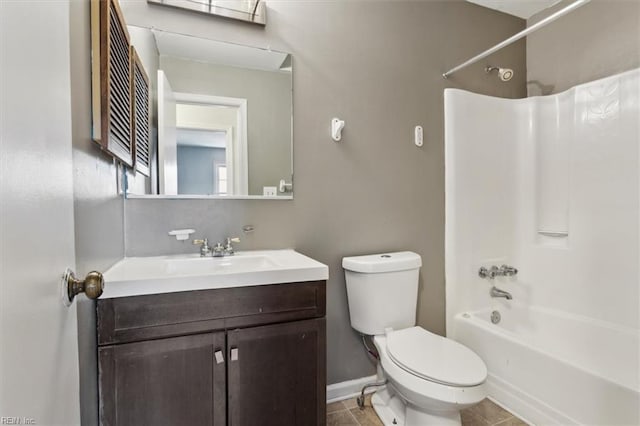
326,375,378,404
174,92,249,196
157,70,178,195
224,126,234,193
213,161,227,195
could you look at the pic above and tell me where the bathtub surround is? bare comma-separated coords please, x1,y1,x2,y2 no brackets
120,0,526,387
445,69,640,424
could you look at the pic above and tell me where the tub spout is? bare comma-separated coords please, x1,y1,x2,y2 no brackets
491,286,513,300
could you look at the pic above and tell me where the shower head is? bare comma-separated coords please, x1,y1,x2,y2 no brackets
485,66,514,82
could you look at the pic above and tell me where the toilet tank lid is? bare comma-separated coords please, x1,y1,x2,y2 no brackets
342,251,421,273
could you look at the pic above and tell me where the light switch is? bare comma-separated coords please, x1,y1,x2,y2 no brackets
415,126,424,147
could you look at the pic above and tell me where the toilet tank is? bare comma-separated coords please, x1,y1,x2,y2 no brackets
342,252,422,335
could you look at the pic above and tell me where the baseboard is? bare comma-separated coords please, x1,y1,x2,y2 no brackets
326,375,378,403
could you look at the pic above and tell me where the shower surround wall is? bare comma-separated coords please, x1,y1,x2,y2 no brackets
445,69,639,425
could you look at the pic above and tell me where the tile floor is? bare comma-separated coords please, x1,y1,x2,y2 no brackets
327,395,527,426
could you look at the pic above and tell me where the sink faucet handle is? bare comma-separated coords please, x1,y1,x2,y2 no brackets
193,238,212,257
224,237,240,256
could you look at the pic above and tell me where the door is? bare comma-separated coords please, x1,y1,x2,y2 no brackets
99,332,226,426
158,70,178,194
227,319,326,426
0,1,81,424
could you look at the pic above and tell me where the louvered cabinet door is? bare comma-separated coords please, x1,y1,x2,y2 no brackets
131,47,151,176
91,0,134,166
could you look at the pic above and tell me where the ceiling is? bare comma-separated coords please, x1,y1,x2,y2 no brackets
466,0,563,19
176,128,227,149
151,29,290,72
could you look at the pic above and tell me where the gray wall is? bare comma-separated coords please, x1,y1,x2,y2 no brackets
527,0,640,95
160,56,292,195
121,0,526,385
177,146,226,194
69,1,125,424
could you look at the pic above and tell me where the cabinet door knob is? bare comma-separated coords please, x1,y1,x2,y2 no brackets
214,350,224,364
230,347,239,361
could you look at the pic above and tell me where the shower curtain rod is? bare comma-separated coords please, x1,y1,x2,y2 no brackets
442,0,591,79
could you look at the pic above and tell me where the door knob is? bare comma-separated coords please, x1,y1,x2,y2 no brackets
61,268,104,306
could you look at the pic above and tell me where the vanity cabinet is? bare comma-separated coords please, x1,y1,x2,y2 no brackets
96,281,326,426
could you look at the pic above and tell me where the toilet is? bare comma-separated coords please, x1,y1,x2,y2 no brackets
343,252,487,426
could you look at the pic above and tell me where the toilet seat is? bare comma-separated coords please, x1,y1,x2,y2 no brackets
386,327,487,387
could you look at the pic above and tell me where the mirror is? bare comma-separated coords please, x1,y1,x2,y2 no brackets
127,26,293,198
146,0,267,26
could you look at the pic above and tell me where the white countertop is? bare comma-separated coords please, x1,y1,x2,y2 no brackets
101,249,329,299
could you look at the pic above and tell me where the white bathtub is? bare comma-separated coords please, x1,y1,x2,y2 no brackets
452,304,639,425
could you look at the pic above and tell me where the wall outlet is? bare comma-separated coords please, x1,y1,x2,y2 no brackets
263,186,277,196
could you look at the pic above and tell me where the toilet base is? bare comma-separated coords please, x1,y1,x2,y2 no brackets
371,386,462,426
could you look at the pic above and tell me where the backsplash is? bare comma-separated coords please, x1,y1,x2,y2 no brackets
125,198,295,257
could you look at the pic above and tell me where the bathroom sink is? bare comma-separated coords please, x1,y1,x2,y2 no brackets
102,249,328,299
164,253,278,276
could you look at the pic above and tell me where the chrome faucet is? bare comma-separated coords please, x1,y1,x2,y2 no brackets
479,264,518,279
500,264,518,276
479,266,500,279
212,242,225,257
212,237,241,257
490,286,513,300
192,238,212,257
224,237,240,256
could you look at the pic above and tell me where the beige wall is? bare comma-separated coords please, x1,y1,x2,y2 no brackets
121,0,526,385
527,0,640,95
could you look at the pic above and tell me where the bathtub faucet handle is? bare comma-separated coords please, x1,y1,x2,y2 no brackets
500,264,518,276
479,266,500,279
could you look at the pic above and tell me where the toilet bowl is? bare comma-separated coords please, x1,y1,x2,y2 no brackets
371,327,487,425
343,252,487,426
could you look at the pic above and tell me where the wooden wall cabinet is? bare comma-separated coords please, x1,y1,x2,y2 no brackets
97,281,326,426
91,0,134,166
91,0,151,173
131,47,151,176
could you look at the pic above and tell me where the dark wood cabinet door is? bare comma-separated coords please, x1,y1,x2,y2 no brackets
99,332,226,426
227,319,326,426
